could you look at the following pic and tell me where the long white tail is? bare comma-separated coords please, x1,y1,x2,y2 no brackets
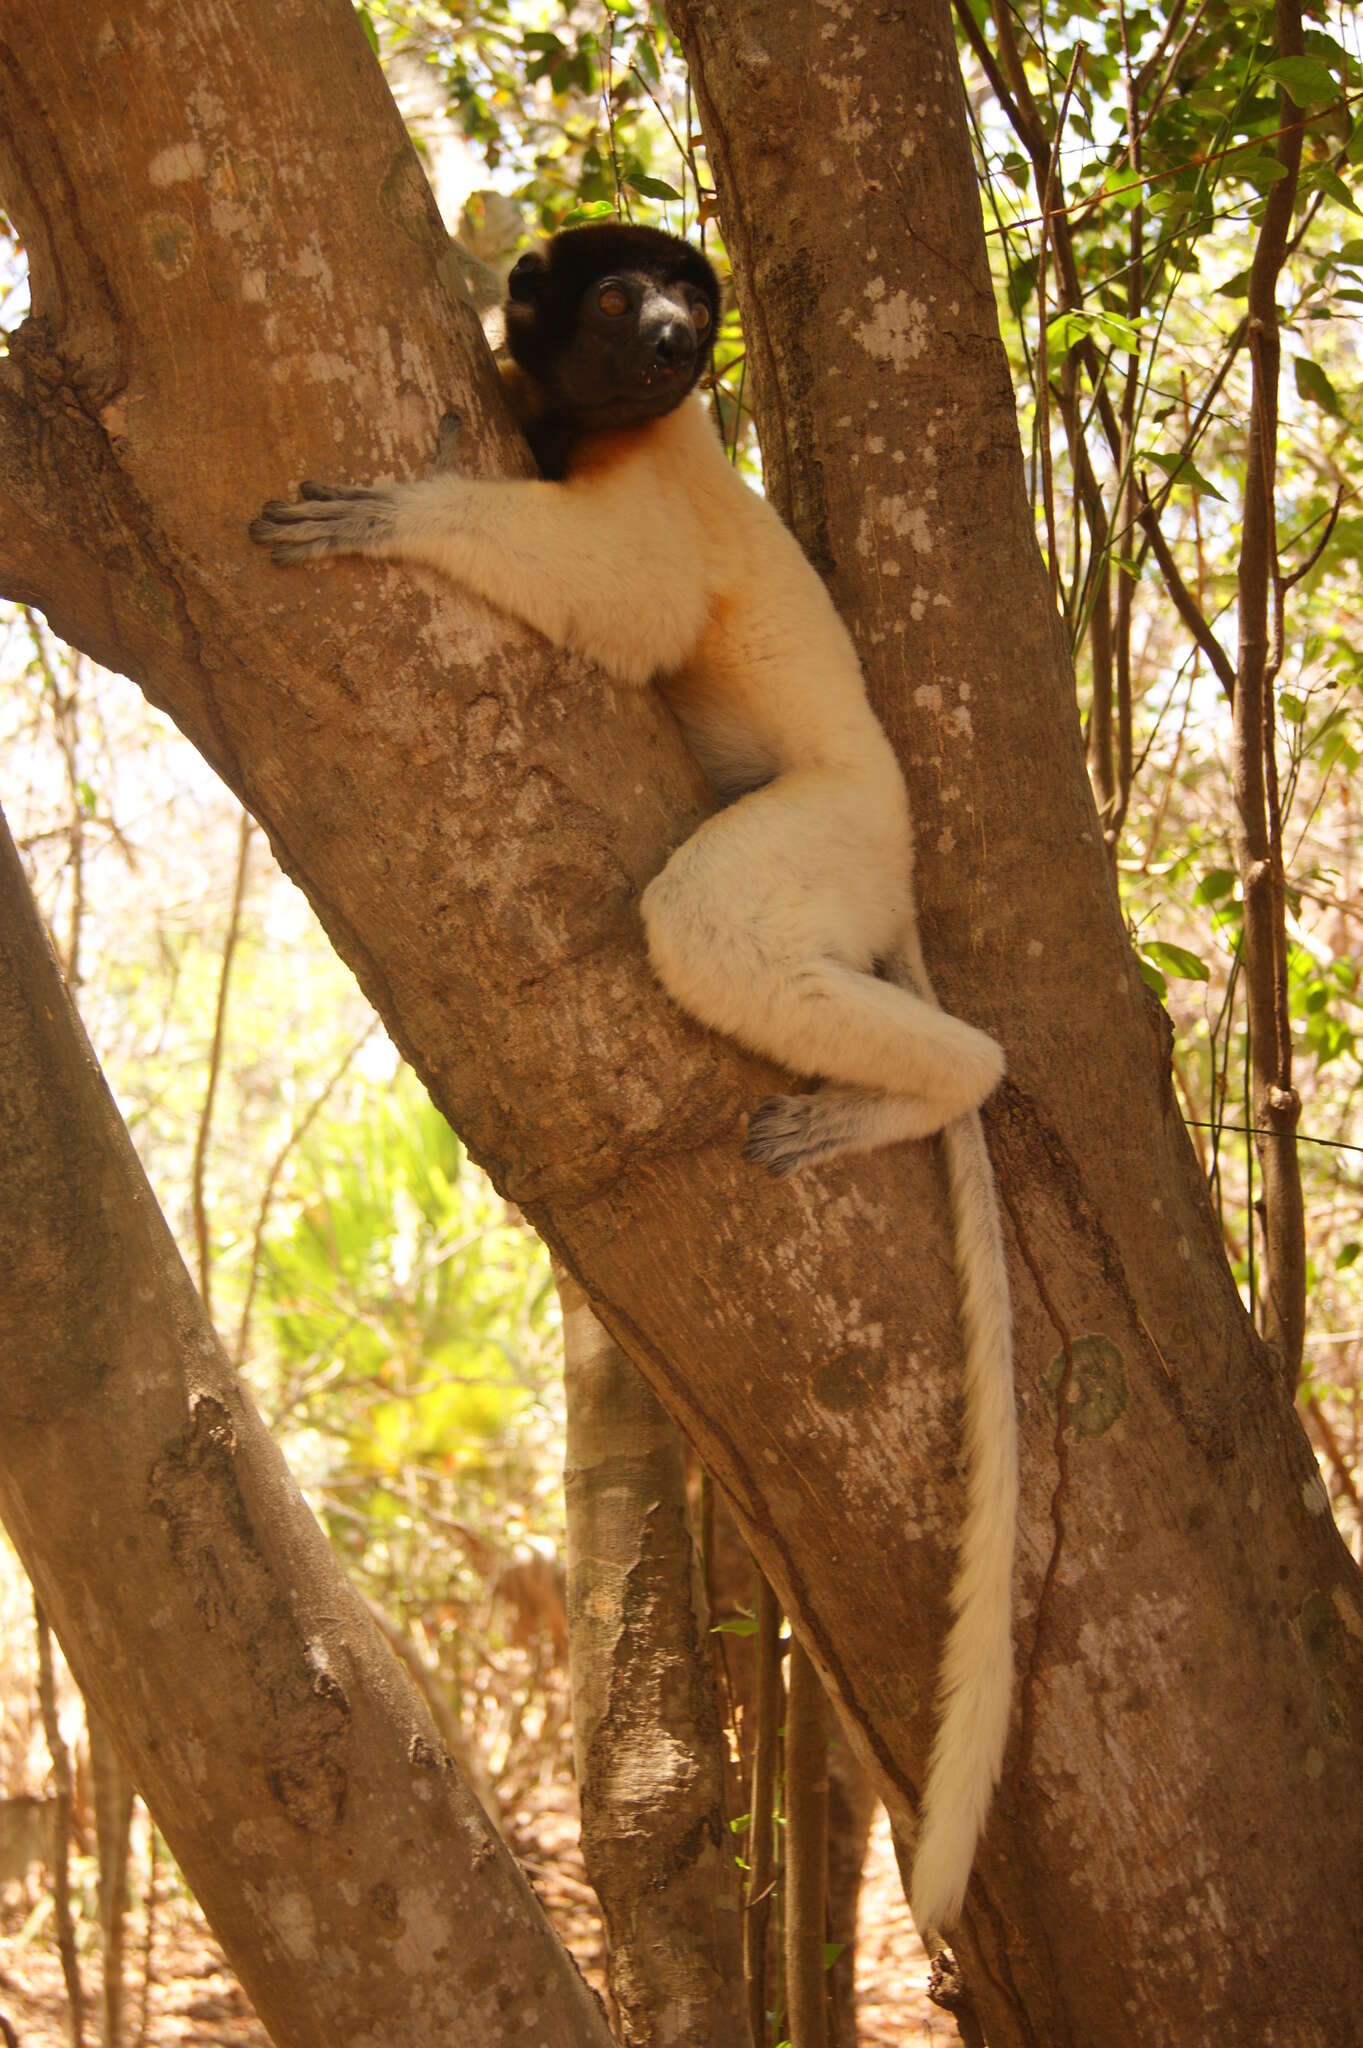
887,948,1016,1936
741,938,1017,1928
911,1106,1016,1931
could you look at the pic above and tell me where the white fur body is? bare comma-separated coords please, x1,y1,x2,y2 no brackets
254,389,1016,1931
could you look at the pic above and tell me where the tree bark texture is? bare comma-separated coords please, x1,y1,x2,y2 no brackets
35,1604,85,2048
88,1712,134,2048
0,813,613,2048
0,2,1360,2041
782,1641,830,2048
560,1271,750,2048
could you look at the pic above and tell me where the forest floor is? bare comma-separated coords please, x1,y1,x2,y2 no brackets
0,1791,959,2047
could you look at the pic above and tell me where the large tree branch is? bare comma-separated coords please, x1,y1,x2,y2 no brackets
0,806,613,2048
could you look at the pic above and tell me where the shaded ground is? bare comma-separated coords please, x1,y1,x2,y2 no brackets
1,1794,957,2046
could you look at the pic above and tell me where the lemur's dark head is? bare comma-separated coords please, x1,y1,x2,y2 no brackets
504,224,720,436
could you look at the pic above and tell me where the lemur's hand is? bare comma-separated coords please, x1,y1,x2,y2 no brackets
249,481,398,565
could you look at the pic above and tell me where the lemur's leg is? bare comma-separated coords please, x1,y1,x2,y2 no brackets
742,1088,962,1176
250,471,708,685
640,782,1003,1145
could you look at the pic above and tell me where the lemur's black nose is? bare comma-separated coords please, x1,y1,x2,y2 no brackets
654,319,696,365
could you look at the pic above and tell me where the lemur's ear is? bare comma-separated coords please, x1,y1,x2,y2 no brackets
506,250,550,303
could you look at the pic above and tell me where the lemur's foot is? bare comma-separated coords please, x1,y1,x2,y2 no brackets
743,1095,842,1177
745,1085,968,1175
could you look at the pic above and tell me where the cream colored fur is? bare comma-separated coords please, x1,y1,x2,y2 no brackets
255,390,1016,1932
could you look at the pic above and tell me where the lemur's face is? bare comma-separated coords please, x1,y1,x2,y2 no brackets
552,270,714,426
505,230,719,436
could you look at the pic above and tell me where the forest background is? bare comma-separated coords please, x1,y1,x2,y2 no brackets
1,0,1361,2043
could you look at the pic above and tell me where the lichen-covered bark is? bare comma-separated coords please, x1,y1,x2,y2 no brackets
0,1,1360,2042
0,811,613,2048
560,1274,749,2047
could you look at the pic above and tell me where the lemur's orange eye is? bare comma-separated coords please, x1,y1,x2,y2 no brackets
598,284,630,317
692,299,712,332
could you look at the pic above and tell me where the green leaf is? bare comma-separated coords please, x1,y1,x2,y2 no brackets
1144,452,1226,501
1263,56,1337,106
562,200,618,225
1006,255,1038,315
1044,308,1094,354
625,173,683,201
1319,733,1360,776
823,1941,847,1970
1091,309,1144,355
1339,239,1363,266
1217,268,1251,299
1308,168,1360,215
1143,940,1211,982
1279,690,1306,723
1137,956,1168,1000
1295,359,1343,416
1337,1242,1361,1271
1194,869,1237,904
712,1615,758,1637
356,7,378,55
1237,153,1291,188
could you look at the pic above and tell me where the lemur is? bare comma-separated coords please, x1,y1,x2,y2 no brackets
251,223,1016,1935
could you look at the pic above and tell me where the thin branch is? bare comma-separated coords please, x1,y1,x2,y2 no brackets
192,809,252,1322
20,608,85,984
1034,49,1083,606
233,1020,377,1369
1282,484,1344,593
1304,1397,1361,1510
1135,475,1237,697
1232,0,1308,1380
35,1600,84,2048
744,1570,784,2048
984,90,1363,240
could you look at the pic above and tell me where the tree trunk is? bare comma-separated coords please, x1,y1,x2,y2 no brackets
783,1641,830,2048
560,1271,750,2047
824,1740,876,2047
706,1487,876,2047
88,1713,134,2048
35,1603,85,2048
662,2,1363,2037
744,1573,784,2046
1,1,1360,2040
0,812,612,2048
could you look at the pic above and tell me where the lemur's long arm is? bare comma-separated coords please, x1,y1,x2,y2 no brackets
252,466,709,686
